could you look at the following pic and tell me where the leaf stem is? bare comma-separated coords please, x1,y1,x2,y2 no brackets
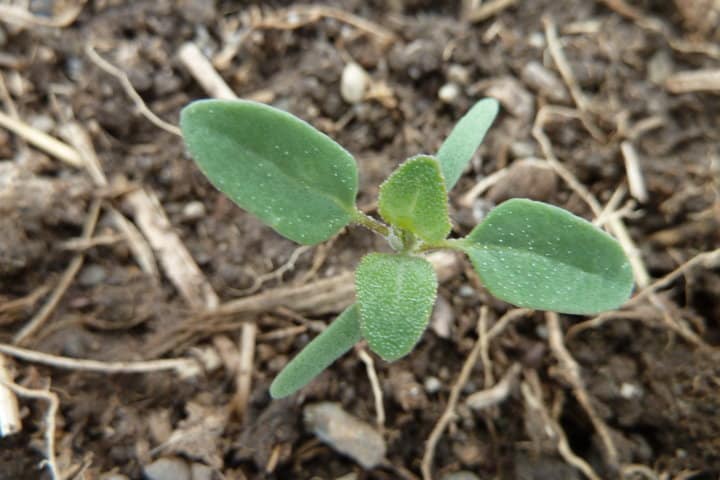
351,209,391,237
416,238,467,253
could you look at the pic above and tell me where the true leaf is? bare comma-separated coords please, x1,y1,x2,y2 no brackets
458,198,633,315
180,99,358,245
355,253,438,361
437,98,499,191
378,155,451,244
270,304,362,399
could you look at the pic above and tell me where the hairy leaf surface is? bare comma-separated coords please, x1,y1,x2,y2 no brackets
181,99,358,245
270,304,362,398
378,155,451,244
355,253,437,361
459,199,633,314
437,98,499,190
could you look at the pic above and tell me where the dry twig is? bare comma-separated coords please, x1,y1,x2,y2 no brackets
85,45,181,136
421,307,490,480
0,354,21,437
0,3,84,29
522,370,601,480
357,348,385,428
546,312,619,471
621,141,649,203
465,0,518,23
665,69,720,93
0,343,199,377
179,43,238,100
0,380,60,480
13,200,101,345
0,110,83,167
232,322,257,419
125,188,219,310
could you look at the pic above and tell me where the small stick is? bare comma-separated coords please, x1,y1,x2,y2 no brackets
0,3,84,28
357,348,385,428
593,184,627,227
178,43,238,100
85,45,181,136
0,379,60,479
0,343,199,377
13,200,101,345
0,110,83,167
465,363,520,410
542,17,606,142
665,69,720,94
621,141,648,203
521,371,601,480
125,188,219,310
466,0,517,22
546,312,619,470
0,354,21,437
479,310,494,387
421,307,489,480
238,245,311,296
232,322,257,419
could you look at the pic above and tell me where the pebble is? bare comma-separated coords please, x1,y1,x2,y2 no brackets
424,376,442,394
430,295,454,339
143,457,191,480
447,64,471,85
438,82,460,104
303,402,386,469
190,463,214,480
521,61,570,103
183,201,206,221
486,78,534,120
79,264,107,287
340,62,368,104
100,475,130,480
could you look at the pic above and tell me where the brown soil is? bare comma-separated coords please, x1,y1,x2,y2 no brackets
1,1,719,479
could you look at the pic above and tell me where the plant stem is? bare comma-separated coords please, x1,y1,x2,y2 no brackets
351,209,391,237
416,238,467,253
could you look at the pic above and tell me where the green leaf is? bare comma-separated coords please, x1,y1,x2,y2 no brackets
355,253,438,361
459,198,634,315
180,99,358,245
378,155,451,244
437,98,499,191
270,304,362,399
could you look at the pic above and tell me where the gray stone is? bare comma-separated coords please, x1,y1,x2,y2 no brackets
143,457,191,480
303,402,386,469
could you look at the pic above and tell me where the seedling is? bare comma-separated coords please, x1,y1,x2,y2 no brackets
180,98,633,399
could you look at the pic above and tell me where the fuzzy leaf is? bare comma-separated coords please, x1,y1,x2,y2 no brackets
378,155,451,243
355,253,438,361
180,99,358,245
270,304,362,399
459,199,633,315
437,98,499,190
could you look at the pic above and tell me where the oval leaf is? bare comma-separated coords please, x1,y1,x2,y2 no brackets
378,155,451,243
270,304,362,399
437,98,499,191
355,253,438,361
459,199,633,315
180,99,358,245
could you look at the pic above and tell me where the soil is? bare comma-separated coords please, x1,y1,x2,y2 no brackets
1,1,719,479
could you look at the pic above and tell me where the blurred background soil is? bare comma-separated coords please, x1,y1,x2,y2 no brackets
0,0,719,479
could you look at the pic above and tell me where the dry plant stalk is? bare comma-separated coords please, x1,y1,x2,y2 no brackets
357,347,385,428
179,43,238,100
0,354,21,437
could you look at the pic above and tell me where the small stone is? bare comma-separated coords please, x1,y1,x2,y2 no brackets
340,62,368,104
388,368,427,410
303,402,386,469
79,264,107,287
521,61,570,103
447,64,471,85
424,376,442,394
100,475,130,480
190,463,214,480
430,295,454,339
647,50,673,85
486,77,534,120
438,83,460,104
143,457,191,480
620,382,643,399
183,201,206,221
486,159,558,203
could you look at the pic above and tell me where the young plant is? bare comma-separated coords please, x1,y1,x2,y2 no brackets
180,98,634,399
